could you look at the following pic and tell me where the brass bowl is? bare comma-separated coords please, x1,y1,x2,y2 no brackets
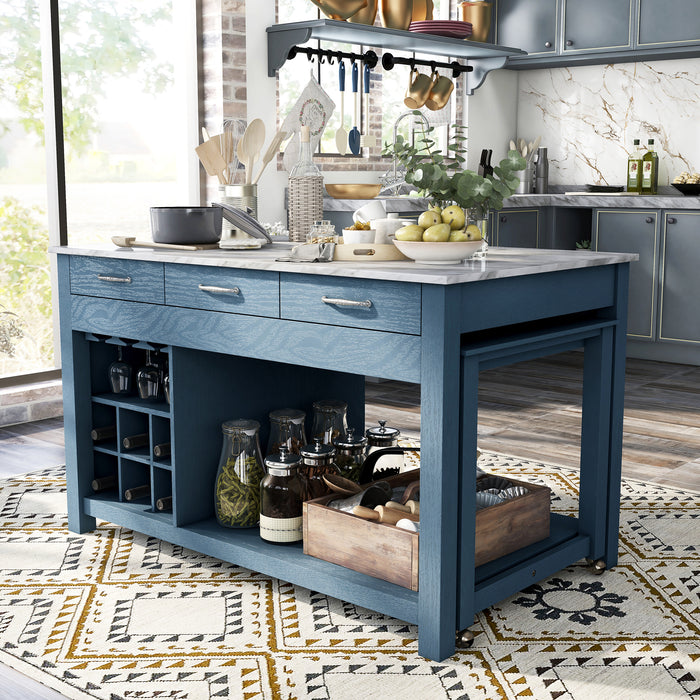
309,0,369,20
325,184,382,199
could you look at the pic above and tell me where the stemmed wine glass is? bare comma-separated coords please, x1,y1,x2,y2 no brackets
108,345,132,394
136,350,162,401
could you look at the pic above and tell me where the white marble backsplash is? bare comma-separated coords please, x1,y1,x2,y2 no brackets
516,58,700,187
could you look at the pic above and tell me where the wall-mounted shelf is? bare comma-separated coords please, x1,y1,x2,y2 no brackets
267,19,527,93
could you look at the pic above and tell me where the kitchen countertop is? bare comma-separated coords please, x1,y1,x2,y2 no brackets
51,243,637,286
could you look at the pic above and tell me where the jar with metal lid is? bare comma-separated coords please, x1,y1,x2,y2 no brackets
364,419,404,477
260,445,305,544
311,399,348,445
299,437,340,500
214,419,265,528
266,408,307,456
332,427,367,483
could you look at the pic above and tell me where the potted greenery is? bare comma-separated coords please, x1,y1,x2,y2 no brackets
382,114,527,244
0,305,24,357
575,239,592,250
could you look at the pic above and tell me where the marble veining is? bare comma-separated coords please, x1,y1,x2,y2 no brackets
517,58,700,187
51,244,636,286
504,192,700,209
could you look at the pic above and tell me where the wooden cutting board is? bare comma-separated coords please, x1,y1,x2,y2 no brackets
333,243,408,262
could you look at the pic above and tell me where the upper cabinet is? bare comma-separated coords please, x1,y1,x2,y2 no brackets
496,0,700,68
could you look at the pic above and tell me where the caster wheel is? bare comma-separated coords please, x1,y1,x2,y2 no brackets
593,559,606,575
456,629,475,649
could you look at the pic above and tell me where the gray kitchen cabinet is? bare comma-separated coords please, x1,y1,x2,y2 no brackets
563,0,632,53
493,209,541,248
658,211,700,344
495,0,557,57
593,209,660,340
638,0,700,48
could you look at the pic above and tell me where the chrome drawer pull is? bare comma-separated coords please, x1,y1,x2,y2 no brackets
97,274,132,284
321,295,372,309
198,284,240,295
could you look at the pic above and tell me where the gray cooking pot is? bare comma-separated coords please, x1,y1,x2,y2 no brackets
149,203,272,245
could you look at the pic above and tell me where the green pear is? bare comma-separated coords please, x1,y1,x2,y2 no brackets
422,223,451,242
449,228,469,242
465,224,482,241
441,205,466,230
395,224,425,241
417,210,442,229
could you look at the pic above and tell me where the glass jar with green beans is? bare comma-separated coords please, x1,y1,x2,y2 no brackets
214,419,265,528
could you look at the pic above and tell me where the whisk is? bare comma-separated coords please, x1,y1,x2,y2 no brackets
222,118,246,185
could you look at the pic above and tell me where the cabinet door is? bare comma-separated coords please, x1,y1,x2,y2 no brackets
494,209,540,248
496,0,557,56
658,212,700,343
593,210,659,340
563,0,632,52
638,0,700,47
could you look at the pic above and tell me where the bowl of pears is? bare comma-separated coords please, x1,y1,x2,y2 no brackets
392,205,483,264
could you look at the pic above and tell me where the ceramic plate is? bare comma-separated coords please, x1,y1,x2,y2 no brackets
409,20,472,38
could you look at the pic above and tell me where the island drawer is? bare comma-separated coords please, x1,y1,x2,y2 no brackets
280,273,421,334
165,264,280,317
70,257,165,303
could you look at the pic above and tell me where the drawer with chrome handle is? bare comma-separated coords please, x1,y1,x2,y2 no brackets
281,273,421,334
70,257,165,303
165,264,279,317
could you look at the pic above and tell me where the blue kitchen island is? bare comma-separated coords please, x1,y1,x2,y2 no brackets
53,243,635,661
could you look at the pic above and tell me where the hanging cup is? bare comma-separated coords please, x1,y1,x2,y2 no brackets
404,69,436,109
424,72,454,111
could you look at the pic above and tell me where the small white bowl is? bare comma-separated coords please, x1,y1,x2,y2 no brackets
342,228,376,244
392,239,482,264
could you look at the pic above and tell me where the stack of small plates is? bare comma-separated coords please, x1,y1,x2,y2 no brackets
408,20,473,39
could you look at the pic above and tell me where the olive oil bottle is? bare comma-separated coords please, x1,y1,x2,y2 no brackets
626,138,643,193
642,138,659,195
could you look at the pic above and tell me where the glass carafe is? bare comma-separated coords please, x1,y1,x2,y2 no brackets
260,446,305,544
311,399,348,445
214,419,265,528
267,408,307,456
136,350,162,401
108,345,132,394
333,427,367,483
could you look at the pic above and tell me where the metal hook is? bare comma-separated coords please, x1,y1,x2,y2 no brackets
409,58,416,71
326,50,335,65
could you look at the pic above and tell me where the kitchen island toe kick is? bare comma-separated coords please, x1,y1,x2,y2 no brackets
53,245,635,661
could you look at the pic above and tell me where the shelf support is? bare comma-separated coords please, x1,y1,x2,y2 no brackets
268,27,313,76
464,56,509,94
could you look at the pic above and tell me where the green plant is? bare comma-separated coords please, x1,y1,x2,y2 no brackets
382,114,527,218
576,239,592,249
0,305,24,357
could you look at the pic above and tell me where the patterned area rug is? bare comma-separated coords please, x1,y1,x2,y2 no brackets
0,453,698,700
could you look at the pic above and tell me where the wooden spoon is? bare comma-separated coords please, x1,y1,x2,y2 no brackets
238,118,265,185
323,473,362,496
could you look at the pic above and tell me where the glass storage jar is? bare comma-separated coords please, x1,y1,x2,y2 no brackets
260,446,305,544
299,437,340,500
364,419,403,477
214,419,265,528
311,399,348,445
266,408,307,456
333,427,367,482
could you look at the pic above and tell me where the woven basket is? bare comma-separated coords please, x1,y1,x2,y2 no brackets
288,175,324,243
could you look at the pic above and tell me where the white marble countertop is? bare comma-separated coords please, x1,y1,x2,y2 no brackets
52,243,637,286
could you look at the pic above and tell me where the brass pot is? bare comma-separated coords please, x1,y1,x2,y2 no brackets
411,0,433,22
348,0,378,24
379,0,413,31
458,1,492,42
310,0,369,20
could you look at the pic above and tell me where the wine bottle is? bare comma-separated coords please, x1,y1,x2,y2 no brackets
156,496,172,511
91,474,118,492
122,433,149,450
626,138,643,194
124,484,150,501
641,138,659,195
91,425,116,442
153,442,171,458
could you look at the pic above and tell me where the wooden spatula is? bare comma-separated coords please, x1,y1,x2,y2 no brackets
195,138,228,184
252,129,289,185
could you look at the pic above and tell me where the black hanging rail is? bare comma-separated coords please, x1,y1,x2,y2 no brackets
382,52,473,78
287,46,379,69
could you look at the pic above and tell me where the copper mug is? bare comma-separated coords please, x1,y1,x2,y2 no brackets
404,69,437,109
424,73,454,111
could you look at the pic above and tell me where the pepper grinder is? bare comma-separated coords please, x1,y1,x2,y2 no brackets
535,147,549,194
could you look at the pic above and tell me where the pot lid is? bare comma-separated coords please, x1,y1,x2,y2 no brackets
222,418,260,436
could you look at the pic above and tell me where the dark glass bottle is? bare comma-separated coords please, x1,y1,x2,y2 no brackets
299,437,340,500
260,446,305,544
641,138,659,195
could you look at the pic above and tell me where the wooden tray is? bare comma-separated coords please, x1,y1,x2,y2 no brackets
303,470,551,590
333,243,409,262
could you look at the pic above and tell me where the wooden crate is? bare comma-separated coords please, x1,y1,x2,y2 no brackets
303,470,550,590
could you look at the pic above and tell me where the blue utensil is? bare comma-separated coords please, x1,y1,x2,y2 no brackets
348,62,361,155
335,61,348,155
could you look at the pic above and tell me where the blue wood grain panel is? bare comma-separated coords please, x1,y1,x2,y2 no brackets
165,263,279,318
280,272,421,335
70,256,165,304
70,296,421,383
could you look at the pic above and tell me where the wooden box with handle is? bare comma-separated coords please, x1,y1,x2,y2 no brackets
303,469,550,591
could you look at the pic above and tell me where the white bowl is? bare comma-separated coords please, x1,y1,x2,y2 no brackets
392,239,482,264
342,228,376,244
